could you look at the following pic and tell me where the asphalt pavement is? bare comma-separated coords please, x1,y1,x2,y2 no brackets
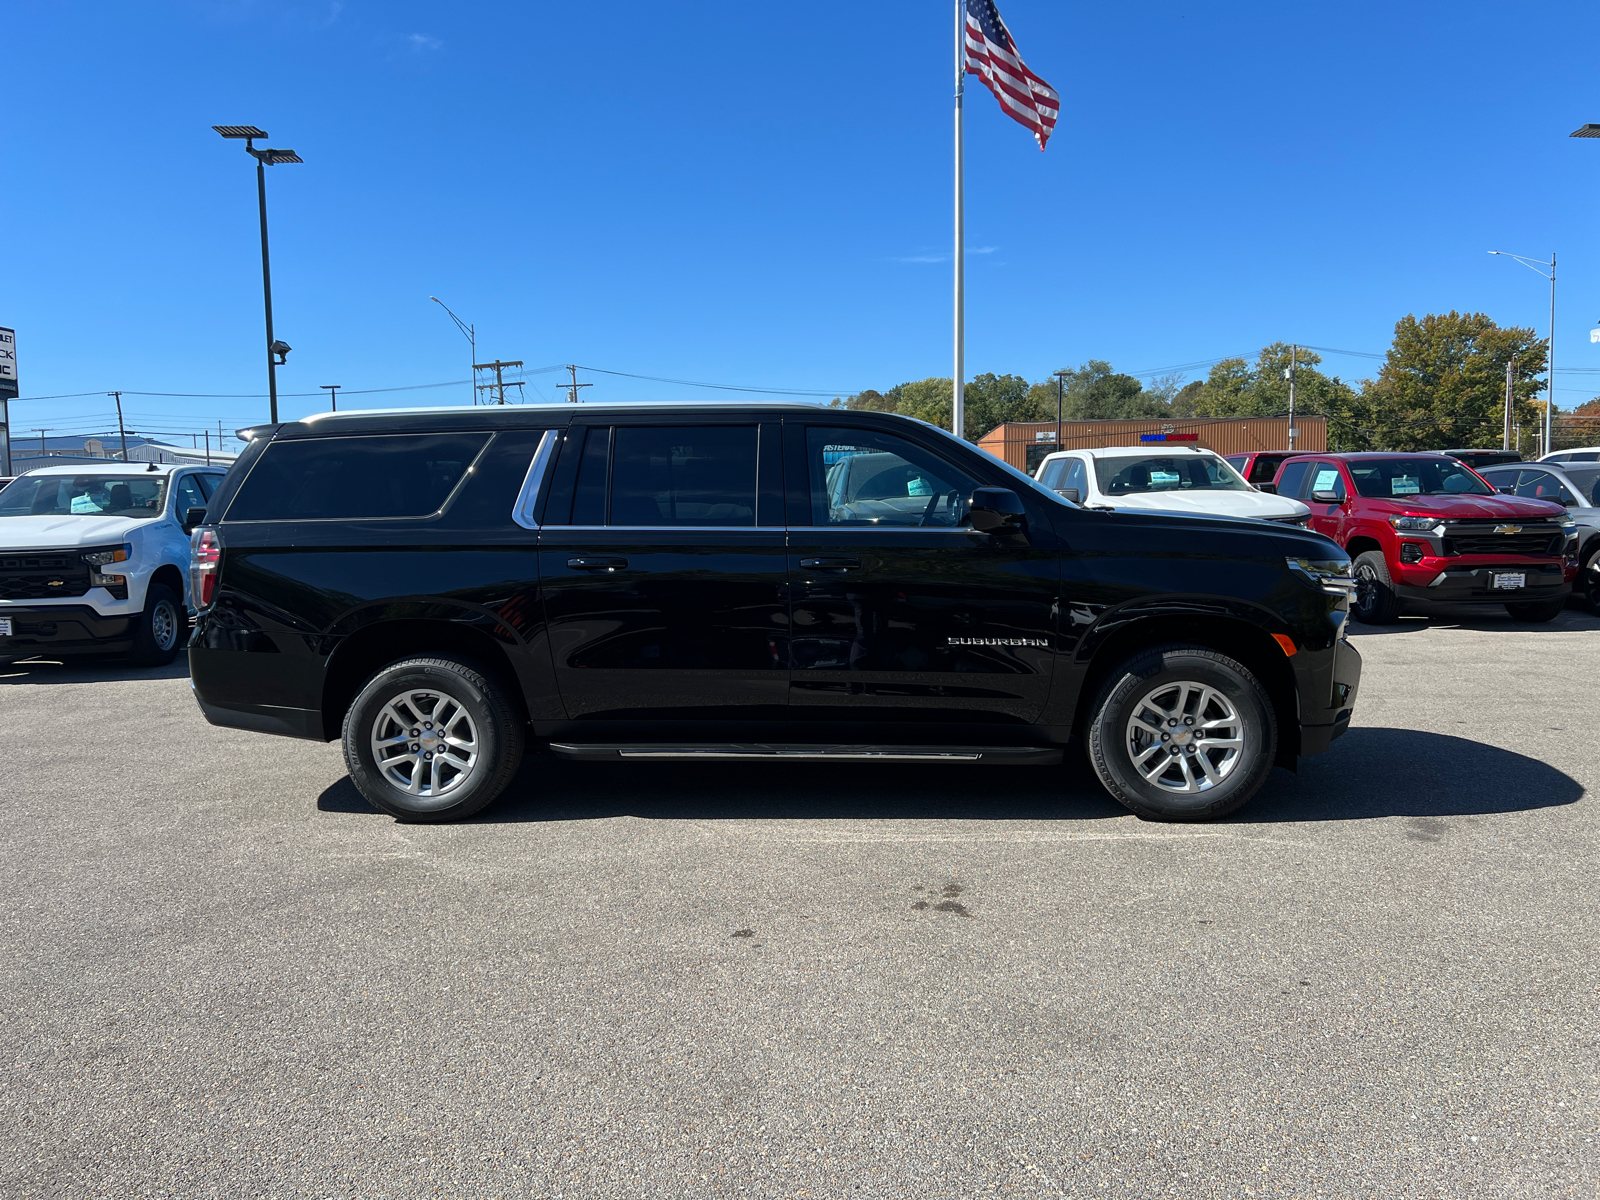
2,605,1598,1199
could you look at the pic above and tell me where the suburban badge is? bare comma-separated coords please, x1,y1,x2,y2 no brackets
947,636,1050,647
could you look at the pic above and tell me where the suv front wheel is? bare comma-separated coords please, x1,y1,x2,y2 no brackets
1351,551,1403,624
1086,644,1278,822
342,656,525,822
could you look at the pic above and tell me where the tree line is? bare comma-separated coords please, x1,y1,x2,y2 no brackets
835,312,1558,452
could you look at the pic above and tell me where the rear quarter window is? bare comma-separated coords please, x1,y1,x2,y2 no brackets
225,433,490,521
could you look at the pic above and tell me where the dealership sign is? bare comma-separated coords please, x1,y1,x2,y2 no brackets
0,327,15,400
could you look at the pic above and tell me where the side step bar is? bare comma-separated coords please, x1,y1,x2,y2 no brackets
548,743,1063,765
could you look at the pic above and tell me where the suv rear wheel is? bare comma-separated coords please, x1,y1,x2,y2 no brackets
342,656,525,822
1086,644,1278,822
1351,551,1403,624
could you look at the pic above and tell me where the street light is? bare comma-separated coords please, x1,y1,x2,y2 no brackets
1488,250,1555,456
429,297,476,405
214,125,302,425
320,383,341,412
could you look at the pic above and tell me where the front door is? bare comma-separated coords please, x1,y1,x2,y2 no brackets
538,421,789,722
1304,460,1348,541
784,423,1059,728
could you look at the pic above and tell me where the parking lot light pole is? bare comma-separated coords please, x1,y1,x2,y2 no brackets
1488,250,1555,456
213,126,303,425
429,297,476,405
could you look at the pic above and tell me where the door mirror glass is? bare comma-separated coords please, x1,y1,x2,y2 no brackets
969,487,1028,538
182,506,208,532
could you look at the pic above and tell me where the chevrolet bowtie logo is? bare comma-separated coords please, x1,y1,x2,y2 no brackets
1494,525,1522,535
46,579,65,587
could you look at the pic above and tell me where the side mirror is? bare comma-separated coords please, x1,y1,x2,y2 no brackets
969,487,1028,540
1053,486,1081,504
1497,485,1516,494
1255,483,1278,495
183,506,209,532
1311,489,1341,504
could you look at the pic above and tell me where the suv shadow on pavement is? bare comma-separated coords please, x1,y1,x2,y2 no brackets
1345,605,1600,637
0,656,192,685
318,727,1579,826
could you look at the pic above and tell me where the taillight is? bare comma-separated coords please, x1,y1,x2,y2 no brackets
190,527,220,608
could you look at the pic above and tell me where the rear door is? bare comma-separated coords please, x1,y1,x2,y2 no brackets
537,419,789,722
784,422,1058,727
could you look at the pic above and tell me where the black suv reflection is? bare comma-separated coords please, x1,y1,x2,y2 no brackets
188,404,1361,823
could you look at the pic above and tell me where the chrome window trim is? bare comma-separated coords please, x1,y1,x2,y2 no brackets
511,429,560,531
538,524,766,532
786,525,977,534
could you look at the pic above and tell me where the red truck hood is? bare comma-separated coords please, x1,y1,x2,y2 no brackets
1362,494,1567,520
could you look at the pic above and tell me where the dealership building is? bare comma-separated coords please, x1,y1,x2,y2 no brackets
977,415,1327,475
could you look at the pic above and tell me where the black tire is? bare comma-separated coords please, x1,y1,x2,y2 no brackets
1583,567,1600,616
1351,550,1403,625
341,656,525,823
1504,598,1567,623
128,582,186,666
1086,644,1278,822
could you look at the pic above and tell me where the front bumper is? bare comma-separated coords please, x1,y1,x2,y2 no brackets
0,604,134,658
1395,564,1569,605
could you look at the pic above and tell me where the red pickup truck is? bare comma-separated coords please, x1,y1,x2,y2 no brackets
1272,452,1577,623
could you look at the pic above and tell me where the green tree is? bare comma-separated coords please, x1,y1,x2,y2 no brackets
1023,361,1170,421
1188,343,1363,449
1357,312,1545,451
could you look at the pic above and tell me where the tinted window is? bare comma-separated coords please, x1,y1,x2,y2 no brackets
807,427,980,527
172,474,208,517
1560,465,1600,506
195,473,221,499
609,426,756,526
1515,470,1574,505
226,433,489,521
1275,460,1313,499
1249,454,1285,483
571,426,610,525
1348,457,1491,498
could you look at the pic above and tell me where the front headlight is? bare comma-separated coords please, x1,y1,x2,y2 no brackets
1389,515,1444,534
80,544,131,566
1287,556,1356,596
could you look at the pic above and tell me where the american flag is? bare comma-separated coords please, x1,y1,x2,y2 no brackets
964,0,1059,151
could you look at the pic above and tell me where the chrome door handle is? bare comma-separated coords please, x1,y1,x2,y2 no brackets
799,558,862,572
567,557,628,572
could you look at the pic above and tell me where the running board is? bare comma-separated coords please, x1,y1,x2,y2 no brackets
548,743,1063,765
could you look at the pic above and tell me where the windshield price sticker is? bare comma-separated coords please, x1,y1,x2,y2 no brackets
1391,476,1421,496
1493,573,1526,590
0,618,11,637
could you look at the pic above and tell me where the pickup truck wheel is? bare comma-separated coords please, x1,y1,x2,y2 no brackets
1351,551,1403,625
128,583,186,666
1504,598,1567,623
342,656,525,823
1087,644,1277,822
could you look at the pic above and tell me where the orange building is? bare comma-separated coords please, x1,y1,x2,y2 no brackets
977,415,1327,475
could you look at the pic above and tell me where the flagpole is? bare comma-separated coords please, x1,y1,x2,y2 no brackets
953,0,965,440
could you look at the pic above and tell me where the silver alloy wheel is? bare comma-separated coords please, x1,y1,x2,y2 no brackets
1124,680,1244,793
150,600,178,652
369,688,480,801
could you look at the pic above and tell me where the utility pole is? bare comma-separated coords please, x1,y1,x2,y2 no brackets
34,429,50,459
1052,369,1069,455
474,360,525,406
1285,346,1298,452
204,428,211,466
110,392,129,461
563,364,592,404
320,384,341,412
1504,357,1515,452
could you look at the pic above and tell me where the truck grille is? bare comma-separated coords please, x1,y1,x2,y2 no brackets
0,550,91,600
1443,525,1563,557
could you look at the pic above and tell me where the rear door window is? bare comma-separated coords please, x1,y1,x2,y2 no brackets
1516,470,1575,505
609,426,757,527
225,433,490,521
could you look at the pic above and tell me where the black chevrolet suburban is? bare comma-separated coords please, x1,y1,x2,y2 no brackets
188,403,1361,823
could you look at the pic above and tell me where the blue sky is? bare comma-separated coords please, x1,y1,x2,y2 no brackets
5,0,1600,445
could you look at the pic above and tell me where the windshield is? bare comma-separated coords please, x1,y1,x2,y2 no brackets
1094,454,1250,496
0,474,168,518
1348,458,1491,498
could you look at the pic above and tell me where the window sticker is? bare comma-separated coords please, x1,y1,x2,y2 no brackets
70,492,103,513
1149,470,1181,487
1312,467,1341,493
1391,475,1420,496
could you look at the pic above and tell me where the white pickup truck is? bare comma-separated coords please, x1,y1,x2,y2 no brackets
0,462,226,665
